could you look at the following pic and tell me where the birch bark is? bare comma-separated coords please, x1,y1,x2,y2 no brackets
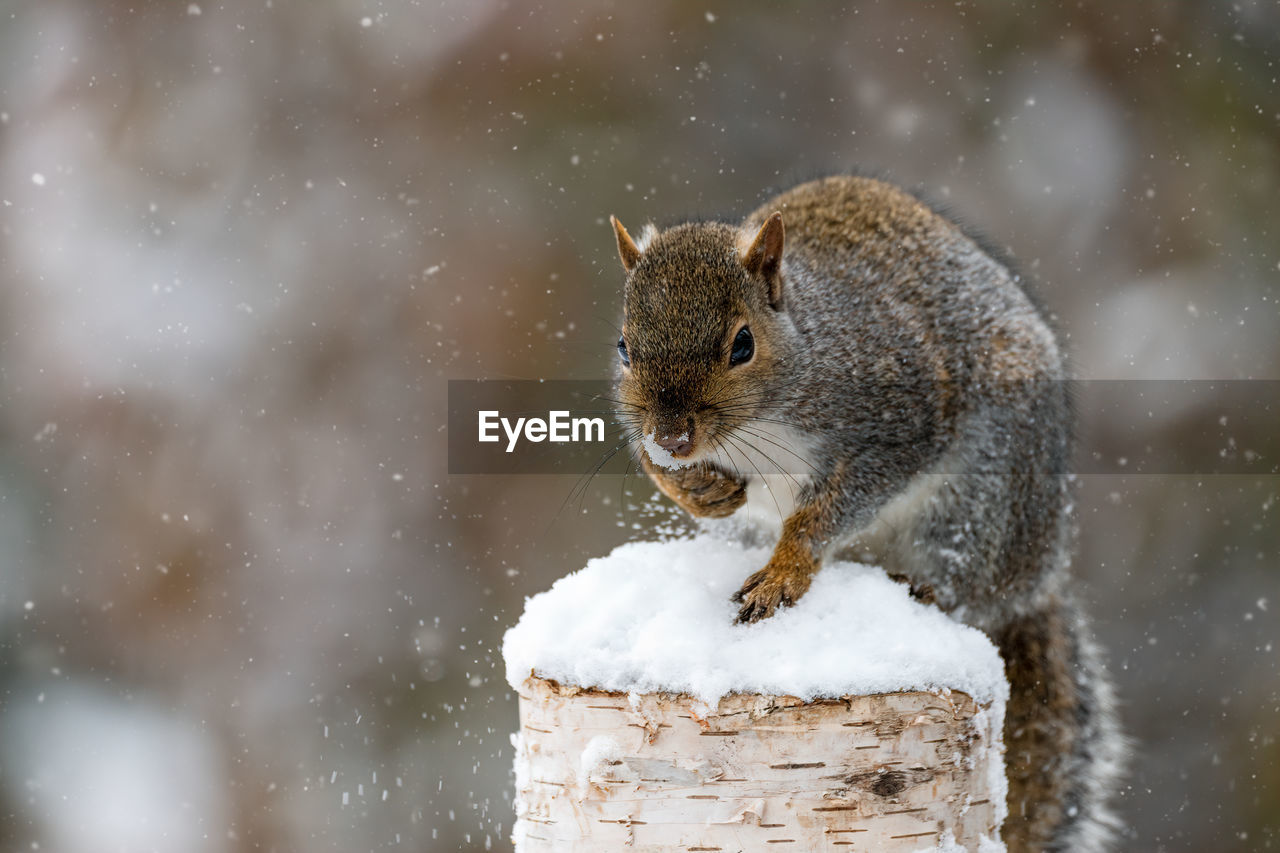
513,676,1004,852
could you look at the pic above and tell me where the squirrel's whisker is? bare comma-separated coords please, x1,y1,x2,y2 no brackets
721,430,808,501
731,423,824,476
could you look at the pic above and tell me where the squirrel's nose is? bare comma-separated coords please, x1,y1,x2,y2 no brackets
655,434,694,457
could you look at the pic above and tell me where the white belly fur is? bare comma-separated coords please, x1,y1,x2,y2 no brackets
704,422,948,561
706,421,817,531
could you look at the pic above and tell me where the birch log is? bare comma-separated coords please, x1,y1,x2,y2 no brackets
513,676,1003,851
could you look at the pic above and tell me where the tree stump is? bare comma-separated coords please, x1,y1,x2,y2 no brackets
504,537,1009,852
512,678,1003,851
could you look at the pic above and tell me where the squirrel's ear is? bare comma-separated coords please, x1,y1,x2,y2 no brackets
741,212,785,310
610,215,643,272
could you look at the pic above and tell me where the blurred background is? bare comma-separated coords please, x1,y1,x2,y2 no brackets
0,1,1277,850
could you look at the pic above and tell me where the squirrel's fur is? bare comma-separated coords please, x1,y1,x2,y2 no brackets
611,175,1125,851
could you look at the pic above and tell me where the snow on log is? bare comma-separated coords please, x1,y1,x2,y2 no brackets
503,535,1010,852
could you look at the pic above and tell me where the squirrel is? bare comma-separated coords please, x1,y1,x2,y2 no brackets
608,175,1125,852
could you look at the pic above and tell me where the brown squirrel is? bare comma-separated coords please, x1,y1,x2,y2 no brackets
609,176,1125,852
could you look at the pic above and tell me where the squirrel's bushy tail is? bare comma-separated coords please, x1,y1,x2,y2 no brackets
997,595,1126,852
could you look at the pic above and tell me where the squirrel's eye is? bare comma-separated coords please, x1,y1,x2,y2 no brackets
617,336,631,367
729,326,754,367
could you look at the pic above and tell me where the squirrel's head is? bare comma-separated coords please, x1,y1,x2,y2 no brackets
610,212,789,466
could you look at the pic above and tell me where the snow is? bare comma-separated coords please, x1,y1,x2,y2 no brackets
913,831,1006,852
0,683,228,853
641,431,696,468
503,534,1009,707
577,736,621,786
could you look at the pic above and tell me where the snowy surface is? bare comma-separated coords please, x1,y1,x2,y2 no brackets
503,535,1008,706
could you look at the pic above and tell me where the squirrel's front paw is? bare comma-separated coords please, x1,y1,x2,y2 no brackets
732,560,815,623
679,466,747,518
644,458,747,518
